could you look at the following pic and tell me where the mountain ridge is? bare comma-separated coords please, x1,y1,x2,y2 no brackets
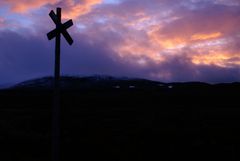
4,75,239,91
10,75,161,90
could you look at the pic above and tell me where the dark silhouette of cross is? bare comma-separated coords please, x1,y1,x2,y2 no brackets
47,7,73,161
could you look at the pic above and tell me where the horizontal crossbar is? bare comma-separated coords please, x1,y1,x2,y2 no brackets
47,19,73,45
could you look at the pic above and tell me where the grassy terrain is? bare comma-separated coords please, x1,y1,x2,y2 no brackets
0,84,240,161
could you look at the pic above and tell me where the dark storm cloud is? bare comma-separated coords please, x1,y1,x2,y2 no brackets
0,31,53,84
0,30,147,84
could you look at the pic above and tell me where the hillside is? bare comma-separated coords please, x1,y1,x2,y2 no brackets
0,76,240,161
10,75,163,90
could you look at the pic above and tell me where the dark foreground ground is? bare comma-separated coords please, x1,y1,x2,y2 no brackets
0,84,240,161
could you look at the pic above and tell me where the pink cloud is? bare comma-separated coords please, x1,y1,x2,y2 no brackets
1,0,58,13
60,0,103,19
1,0,102,18
0,17,5,27
60,1,240,71
0,0,240,82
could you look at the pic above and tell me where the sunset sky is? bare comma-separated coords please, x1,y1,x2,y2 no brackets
0,0,240,84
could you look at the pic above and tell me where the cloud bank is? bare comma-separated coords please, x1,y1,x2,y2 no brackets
0,0,239,83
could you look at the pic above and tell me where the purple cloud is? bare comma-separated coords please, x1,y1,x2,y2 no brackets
0,0,240,84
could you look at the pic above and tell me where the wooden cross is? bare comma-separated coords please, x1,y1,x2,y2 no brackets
47,7,73,161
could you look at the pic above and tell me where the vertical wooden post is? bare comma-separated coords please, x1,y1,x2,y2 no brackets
47,7,73,161
53,7,61,161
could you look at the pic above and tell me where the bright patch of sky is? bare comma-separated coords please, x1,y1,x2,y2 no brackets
214,0,240,6
0,6,8,16
96,17,108,24
103,0,122,5
76,23,87,31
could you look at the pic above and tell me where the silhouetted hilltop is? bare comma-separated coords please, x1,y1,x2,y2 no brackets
10,75,163,90
7,75,240,91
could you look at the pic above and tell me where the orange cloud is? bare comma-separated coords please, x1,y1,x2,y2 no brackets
114,38,165,65
62,0,103,19
191,32,222,41
191,51,240,68
2,0,102,18
110,14,236,69
114,26,239,69
149,33,187,49
2,0,58,13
